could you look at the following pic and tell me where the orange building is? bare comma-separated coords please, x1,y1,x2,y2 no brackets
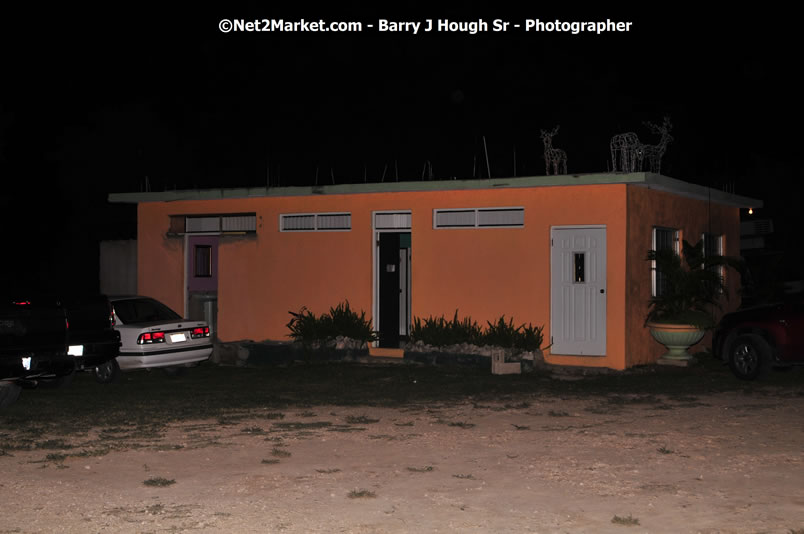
109,172,760,370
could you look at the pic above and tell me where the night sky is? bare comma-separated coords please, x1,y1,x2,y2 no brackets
1,7,800,291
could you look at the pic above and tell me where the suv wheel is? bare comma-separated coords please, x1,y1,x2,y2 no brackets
94,359,120,384
728,334,771,380
0,381,22,408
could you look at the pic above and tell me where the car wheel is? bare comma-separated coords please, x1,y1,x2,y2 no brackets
728,334,771,380
0,381,22,409
162,366,185,378
94,359,120,384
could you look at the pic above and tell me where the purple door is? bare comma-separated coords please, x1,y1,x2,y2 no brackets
188,236,218,292
187,236,218,333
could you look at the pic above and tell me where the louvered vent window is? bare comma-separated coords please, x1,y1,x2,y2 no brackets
222,215,258,232
170,214,257,235
280,212,351,232
433,207,524,229
435,210,475,228
186,217,220,233
374,212,411,230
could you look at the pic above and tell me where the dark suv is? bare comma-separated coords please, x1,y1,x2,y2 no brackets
713,295,804,379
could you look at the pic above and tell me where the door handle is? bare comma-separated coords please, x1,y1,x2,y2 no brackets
600,289,605,294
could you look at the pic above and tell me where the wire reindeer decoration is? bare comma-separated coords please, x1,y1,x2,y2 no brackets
639,116,673,174
540,125,567,175
610,131,642,173
610,116,673,173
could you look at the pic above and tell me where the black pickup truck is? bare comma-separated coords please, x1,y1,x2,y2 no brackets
62,295,121,373
1,296,73,407
1,294,120,407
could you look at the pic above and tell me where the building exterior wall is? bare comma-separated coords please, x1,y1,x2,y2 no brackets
100,239,137,296
134,179,746,371
625,186,742,366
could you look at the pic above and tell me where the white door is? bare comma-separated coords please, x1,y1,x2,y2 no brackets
550,227,606,355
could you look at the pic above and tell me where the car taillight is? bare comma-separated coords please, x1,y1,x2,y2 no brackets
191,326,210,339
109,305,116,327
137,332,166,344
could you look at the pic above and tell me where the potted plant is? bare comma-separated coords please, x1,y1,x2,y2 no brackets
646,239,740,361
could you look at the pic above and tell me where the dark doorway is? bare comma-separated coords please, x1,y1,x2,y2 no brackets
377,232,411,348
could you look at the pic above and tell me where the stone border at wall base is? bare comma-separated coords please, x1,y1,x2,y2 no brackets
214,339,558,374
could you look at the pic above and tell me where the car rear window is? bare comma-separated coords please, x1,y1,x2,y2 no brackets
113,299,181,324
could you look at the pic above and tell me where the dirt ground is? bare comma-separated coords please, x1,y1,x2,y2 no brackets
2,390,803,533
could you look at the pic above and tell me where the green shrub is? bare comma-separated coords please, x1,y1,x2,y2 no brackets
517,323,546,351
484,316,520,348
326,301,376,342
286,307,323,345
286,301,377,345
411,311,545,351
411,310,483,347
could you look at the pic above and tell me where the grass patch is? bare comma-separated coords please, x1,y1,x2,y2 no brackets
347,489,376,499
316,468,341,474
437,420,475,429
394,421,414,427
453,473,475,480
143,477,176,487
36,439,73,450
611,514,639,526
585,405,619,414
273,421,332,430
45,452,67,462
608,395,663,405
548,410,570,417
261,458,280,464
657,446,674,454
271,447,292,458
71,448,111,458
0,441,32,451
407,465,434,472
241,426,264,434
668,395,699,402
345,415,379,424
145,503,164,514
511,424,530,430
327,426,365,433
217,417,241,426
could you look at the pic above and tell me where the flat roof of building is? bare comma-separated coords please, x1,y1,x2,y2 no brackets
108,172,761,209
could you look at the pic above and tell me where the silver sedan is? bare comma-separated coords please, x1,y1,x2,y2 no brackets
94,296,213,383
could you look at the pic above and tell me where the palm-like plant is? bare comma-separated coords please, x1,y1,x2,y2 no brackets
646,239,741,330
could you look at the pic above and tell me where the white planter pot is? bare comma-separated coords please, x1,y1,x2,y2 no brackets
646,322,705,361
